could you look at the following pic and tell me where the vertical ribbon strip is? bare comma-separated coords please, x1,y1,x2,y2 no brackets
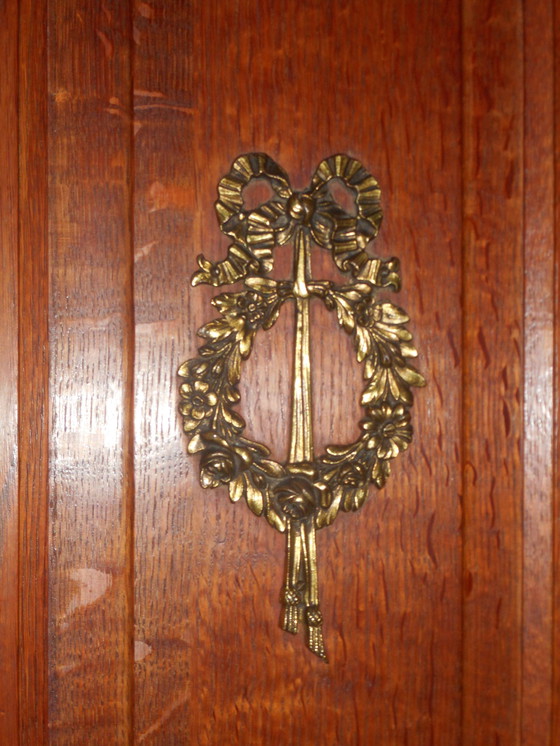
281,227,327,661
282,520,326,661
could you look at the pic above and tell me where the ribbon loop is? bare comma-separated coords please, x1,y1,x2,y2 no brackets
192,152,385,289
216,153,292,244
194,153,293,287
309,154,383,276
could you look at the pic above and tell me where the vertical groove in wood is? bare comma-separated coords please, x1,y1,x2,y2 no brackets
0,1,20,743
125,3,136,741
553,0,560,740
47,0,135,741
462,0,524,743
18,0,50,742
522,1,555,743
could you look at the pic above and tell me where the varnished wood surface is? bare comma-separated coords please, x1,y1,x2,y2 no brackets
553,3,560,741
18,0,50,742
462,1,525,742
132,3,194,741
160,1,463,744
3,0,559,743
132,0,464,743
47,1,135,742
0,1,20,742
522,0,555,742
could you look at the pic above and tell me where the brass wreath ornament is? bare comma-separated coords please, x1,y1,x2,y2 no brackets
178,154,425,660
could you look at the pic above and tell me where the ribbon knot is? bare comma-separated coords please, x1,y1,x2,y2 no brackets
192,152,384,287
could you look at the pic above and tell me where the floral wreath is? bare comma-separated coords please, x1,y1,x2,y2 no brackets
179,276,424,530
178,153,425,659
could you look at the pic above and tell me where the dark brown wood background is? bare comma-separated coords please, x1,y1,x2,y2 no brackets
2,0,559,743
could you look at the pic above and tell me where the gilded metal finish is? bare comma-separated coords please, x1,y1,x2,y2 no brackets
178,154,425,661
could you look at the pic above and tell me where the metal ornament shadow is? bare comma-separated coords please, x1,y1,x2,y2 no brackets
178,153,425,661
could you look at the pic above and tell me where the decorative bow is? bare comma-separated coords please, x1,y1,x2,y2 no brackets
192,153,386,287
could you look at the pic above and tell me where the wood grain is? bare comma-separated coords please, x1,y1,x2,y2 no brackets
554,0,560,740
522,1,555,742
18,0,50,741
462,0,524,742
132,2,194,741
5,0,559,742
47,1,135,742
132,1,462,743
0,1,20,743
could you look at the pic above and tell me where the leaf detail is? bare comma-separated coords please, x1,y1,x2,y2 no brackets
265,506,286,533
227,347,241,384
355,326,371,362
341,485,368,512
399,342,418,358
315,487,342,528
229,476,245,503
239,331,254,358
396,362,426,387
199,319,233,341
245,476,264,516
325,444,354,457
221,407,245,430
334,296,355,332
258,459,285,477
361,381,385,406
187,433,204,454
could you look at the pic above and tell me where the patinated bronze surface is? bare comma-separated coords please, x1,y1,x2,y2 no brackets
179,154,425,660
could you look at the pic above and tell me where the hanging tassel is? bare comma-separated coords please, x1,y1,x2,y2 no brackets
281,519,327,661
281,521,302,634
301,521,327,661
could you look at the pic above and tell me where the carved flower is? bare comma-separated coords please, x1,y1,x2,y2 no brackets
353,296,382,328
362,403,412,459
337,462,368,488
200,443,251,488
211,290,271,357
179,380,218,431
241,295,268,329
214,290,267,329
273,476,322,520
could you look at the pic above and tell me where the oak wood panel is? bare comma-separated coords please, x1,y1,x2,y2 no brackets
18,0,50,741
46,1,135,742
132,0,462,743
462,0,524,742
0,1,20,742
5,0,559,742
132,2,194,741
522,1,555,742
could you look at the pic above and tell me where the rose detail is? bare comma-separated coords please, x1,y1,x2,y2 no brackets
200,444,248,489
273,477,321,521
338,462,368,488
